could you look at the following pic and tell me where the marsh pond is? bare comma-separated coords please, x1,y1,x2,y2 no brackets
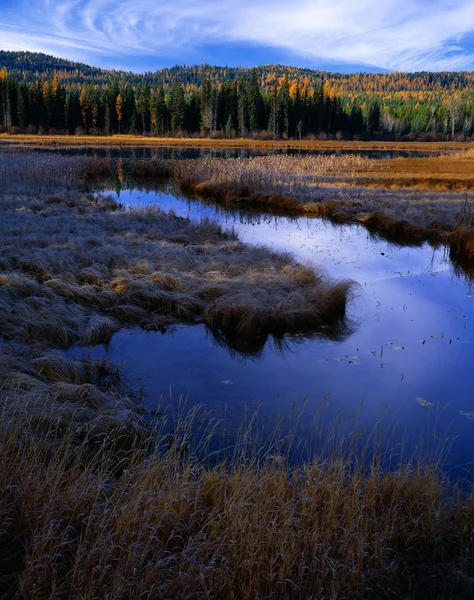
50,147,473,475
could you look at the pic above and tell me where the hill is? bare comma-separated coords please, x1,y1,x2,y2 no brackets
2,50,474,99
1,50,474,139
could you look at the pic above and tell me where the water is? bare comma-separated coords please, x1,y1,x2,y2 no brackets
68,186,474,473
5,145,437,160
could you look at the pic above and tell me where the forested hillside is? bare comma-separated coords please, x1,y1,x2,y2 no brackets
1,50,473,139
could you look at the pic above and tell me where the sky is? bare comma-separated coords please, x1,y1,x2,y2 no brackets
2,0,474,73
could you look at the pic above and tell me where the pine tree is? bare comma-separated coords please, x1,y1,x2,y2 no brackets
169,82,185,132
248,69,264,133
151,85,167,135
200,79,214,133
237,77,248,137
79,85,89,133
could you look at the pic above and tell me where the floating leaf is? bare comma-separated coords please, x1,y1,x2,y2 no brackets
416,397,433,408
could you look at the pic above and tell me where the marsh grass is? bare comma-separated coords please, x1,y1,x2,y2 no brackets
1,399,474,599
0,133,472,151
3,144,474,598
123,153,474,265
0,152,89,193
0,186,354,353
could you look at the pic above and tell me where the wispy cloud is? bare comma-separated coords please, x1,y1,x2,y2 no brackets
1,0,474,71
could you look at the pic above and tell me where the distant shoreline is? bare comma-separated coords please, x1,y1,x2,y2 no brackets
0,134,472,151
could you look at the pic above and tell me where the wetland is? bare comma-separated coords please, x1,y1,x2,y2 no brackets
2,144,474,599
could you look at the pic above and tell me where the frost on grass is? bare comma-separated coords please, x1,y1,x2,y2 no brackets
0,192,353,348
167,154,474,250
0,165,353,432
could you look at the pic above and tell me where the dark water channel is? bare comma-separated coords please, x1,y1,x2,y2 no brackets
69,186,474,475
7,145,438,160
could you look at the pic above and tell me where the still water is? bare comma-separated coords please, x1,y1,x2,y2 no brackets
72,187,474,472
5,145,437,160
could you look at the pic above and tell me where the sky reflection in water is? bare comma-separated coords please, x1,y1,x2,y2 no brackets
73,187,474,472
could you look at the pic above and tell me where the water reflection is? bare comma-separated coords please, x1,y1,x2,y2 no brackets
72,185,474,473
12,145,438,161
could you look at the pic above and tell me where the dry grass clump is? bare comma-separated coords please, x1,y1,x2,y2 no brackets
1,405,474,599
130,157,173,180
81,156,112,183
0,190,353,355
202,279,352,341
0,344,145,457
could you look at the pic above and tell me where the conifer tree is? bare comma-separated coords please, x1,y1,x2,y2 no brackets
169,82,185,132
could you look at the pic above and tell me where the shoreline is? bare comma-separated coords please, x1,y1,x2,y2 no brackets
1,133,473,151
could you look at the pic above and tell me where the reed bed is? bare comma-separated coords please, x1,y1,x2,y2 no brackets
145,154,474,255
1,401,474,599
0,152,89,193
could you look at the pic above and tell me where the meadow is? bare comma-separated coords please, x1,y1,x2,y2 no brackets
2,148,474,598
1,133,473,151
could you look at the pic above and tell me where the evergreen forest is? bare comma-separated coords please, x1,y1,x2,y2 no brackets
1,50,474,139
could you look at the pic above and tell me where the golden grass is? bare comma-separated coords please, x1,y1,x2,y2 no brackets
2,145,474,598
346,154,474,191
1,133,473,151
133,154,474,260
1,402,474,599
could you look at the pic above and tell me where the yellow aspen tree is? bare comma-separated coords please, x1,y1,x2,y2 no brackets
50,74,59,96
116,93,123,134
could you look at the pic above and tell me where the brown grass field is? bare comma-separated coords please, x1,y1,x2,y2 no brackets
1,133,473,151
3,149,474,598
344,152,474,190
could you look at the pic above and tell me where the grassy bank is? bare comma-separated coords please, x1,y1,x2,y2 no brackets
123,153,474,263
0,133,473,151
2,404,474,599
0,190,353,352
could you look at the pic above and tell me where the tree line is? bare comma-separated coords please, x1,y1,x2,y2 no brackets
0,70,382,138
2,50,474,138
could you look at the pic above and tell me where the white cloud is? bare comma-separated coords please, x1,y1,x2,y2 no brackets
1,0,474,70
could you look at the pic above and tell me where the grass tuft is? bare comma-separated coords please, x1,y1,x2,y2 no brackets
0,403,474,599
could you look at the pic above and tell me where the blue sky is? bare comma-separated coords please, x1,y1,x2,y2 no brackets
1,0,474,73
